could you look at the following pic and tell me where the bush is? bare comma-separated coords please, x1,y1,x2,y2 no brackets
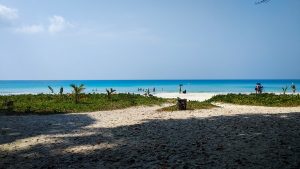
0,93,170,115
208,93,300,107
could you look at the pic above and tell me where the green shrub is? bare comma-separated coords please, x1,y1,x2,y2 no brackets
0,93,169,115
208,93,300,107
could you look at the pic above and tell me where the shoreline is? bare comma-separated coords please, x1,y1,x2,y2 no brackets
1,91,298,100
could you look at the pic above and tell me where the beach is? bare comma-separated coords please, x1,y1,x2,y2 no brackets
1,102,300,168
154,92,225,101
1,0,300,168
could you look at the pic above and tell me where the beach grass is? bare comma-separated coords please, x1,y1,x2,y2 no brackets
209,93,300,107
2,93,300,115
158,101,217,112
0,93,170,115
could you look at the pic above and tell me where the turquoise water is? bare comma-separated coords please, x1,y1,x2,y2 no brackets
0,80,299,95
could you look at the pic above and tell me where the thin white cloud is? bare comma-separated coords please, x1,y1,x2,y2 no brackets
0,4,18,21
15,25,44,34
13,15,73,34
0,5,73,34
48,15,72,33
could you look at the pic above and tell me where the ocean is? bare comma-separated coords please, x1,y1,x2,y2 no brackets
0,80,299,95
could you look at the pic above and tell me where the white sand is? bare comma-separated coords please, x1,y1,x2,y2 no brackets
154,92,225,101
1,104,300,168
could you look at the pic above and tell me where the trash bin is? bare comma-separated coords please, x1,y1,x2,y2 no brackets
177,98,187,110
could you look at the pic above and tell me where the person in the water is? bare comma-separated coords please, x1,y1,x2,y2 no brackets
291,83,296,93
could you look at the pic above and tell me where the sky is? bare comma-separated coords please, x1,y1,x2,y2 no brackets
0,0,299,80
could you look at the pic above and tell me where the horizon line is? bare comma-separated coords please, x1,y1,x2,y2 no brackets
1,79,300,81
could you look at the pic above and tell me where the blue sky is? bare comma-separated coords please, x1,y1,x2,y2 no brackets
0,0,299,80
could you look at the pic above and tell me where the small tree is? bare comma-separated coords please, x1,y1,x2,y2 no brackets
106,88,116,98
70,84,85,104
282,85,288,95
48,86,54,94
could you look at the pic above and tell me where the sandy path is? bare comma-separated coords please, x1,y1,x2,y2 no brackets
154,92,219,101
1,104,300,168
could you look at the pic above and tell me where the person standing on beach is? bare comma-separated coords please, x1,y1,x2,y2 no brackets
291,83,296,93
255,83,263,94
255,83,260,94
259,84,263,94
179,84,183,94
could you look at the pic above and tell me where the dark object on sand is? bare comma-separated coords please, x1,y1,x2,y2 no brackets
183,90,187,94
177,98,187,110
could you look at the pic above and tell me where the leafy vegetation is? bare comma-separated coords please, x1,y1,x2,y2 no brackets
106,88,116,98
158,101,216,112
208,93,300,107
1,91,299,115
0,93,169,115
70,84,85,104
282,86,288,95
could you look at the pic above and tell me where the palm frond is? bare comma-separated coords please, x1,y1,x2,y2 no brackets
70,84,76,89
79,84,85,88
70,84,85,103
48,86,54,93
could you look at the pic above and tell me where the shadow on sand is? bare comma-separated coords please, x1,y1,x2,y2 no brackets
1,112,300,168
